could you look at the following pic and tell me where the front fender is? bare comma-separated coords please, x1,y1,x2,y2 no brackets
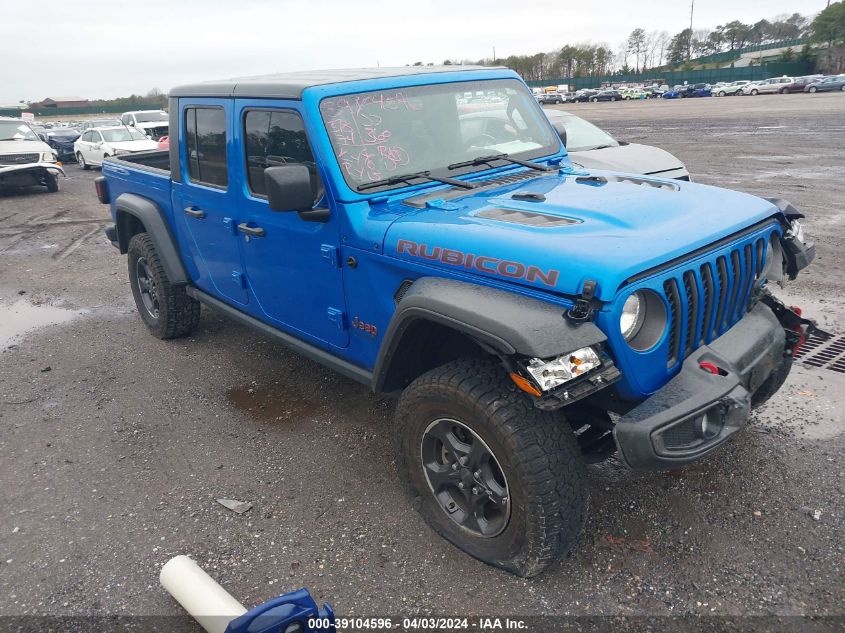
373,277,606,392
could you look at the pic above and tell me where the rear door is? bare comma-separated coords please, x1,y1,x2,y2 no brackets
171,100,249,305
232,100,348,347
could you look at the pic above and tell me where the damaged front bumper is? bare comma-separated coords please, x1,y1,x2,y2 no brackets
0,162,65,186
614,302,794,470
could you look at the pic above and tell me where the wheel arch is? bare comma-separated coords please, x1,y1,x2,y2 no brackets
115,193,188,284
373,277,606,395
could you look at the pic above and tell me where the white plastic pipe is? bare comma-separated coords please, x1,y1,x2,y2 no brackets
160,555,248,633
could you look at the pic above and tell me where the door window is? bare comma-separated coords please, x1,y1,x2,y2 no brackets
184,107,228,188
242,109,322,200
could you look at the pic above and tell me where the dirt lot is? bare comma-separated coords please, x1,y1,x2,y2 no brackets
1,94,843,629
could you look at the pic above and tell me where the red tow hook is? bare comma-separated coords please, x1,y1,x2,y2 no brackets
789,306,807,354
699,361,722,375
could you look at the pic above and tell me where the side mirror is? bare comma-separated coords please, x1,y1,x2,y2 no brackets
551,122,567,148
264,164,314,212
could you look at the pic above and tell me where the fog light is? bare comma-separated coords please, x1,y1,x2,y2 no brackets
695,411,723,440
525,347,601,392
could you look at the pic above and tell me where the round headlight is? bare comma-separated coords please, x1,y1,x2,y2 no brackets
620,289,668,351
620,293,643,341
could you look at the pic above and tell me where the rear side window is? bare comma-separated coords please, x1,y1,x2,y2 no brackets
243,109,321,198
184,107,228,188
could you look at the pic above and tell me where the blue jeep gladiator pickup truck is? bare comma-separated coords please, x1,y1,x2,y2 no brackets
97,66,823,577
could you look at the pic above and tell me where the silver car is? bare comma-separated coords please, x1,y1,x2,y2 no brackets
544,110,689,180
741,76,793,95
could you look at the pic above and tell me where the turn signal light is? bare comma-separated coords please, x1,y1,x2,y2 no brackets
509,373,542,397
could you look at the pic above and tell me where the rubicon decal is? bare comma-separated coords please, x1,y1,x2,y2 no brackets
396,240,559,287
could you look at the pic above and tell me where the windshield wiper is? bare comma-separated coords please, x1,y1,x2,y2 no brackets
447,153,555,172
356,170,477,192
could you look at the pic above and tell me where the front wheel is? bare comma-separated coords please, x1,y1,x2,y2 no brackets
751,89,759,95
128,233,201,339
808,86,817,93
591,97,598,102
394,359,587,577
45,173,60,193
77,152,90,170
718,91,726,97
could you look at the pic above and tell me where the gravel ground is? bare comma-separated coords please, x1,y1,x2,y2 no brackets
0,93,843,630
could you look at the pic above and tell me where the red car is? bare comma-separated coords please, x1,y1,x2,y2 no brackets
156,136,169,150
781,75,824,93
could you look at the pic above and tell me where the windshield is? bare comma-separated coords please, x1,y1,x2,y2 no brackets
102,128,147,142
49,129,79,137
546,112,618,152
134,112,168,123
93,119,120,127
0,121,39,141
319,79,559,191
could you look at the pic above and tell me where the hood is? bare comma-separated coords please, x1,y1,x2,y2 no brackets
107,139,159,151
569,143,684,176
0,138,52,154
383,169,782,301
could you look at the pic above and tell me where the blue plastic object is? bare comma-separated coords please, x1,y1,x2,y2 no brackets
224,588,335,633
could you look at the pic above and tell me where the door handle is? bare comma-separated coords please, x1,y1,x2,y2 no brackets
184,206,205,219
237,223,265,237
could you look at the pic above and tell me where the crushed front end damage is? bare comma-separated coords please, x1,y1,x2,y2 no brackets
0,161,65,187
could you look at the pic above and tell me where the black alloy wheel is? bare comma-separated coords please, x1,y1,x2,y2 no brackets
420,418,510,538
135,256,160,319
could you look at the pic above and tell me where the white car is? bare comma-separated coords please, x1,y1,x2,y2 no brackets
73,126,158,169
120,110,169,139
741,76,793,95
544,110,689,180
0,117,63,192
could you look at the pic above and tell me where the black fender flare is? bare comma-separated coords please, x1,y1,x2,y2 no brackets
373,277,607,393
114,193,189,284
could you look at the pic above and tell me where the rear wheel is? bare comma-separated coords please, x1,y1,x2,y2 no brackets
127,233,200,339
780,88,788,94
77,152,90,170
394,359,587,577
718,91,726,97
591,97,598,102
808,86,817,93
751,89,759,95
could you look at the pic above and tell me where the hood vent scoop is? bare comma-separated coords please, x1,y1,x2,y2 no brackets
475,207,579,228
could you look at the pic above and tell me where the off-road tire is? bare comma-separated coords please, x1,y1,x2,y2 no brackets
127,233,200,339
394,358,587,577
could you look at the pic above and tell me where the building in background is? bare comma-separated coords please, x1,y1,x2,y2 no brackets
32,96,90,109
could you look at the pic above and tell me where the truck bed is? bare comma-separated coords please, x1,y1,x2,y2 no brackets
110,149,171,173
102,150,174,231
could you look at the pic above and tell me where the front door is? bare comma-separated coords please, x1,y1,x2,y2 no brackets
172,101,249,305
232,100,348,347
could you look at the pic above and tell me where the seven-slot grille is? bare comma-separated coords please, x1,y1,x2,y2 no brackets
0,153,40,165
662,235,769,368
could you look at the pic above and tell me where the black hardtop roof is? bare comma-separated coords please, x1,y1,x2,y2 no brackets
169,65,503,99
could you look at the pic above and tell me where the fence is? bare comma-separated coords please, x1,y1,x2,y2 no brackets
527,62,813,91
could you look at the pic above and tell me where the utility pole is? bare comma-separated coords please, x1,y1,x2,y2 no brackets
688,0,694,60
493,46,496,63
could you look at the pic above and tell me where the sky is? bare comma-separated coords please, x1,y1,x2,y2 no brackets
1,0,827,103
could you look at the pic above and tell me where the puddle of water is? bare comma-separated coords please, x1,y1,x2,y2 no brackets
226,382,319,422
0,299,84,349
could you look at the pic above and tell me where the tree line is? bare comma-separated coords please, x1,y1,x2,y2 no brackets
421,5,845,81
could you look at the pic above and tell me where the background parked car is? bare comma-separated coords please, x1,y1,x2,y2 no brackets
590,89,621,102
79,119,121,131
120,110,169,139
781,75,824,93
742,76,792,95
574,89,599,102
157,136,169,150
543,109,689,180
661,85,683,99
44,128,81,161
680,83,712,98
715,80,750,96
537,92,563,105
805,75,845,92
0,117,63,192
74,126,158,169
621,88,648,100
